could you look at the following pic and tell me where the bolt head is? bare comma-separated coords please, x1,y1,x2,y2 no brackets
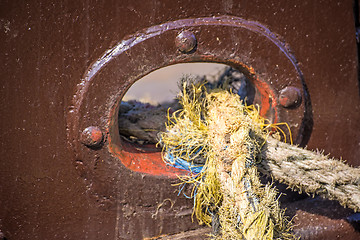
81,126,104,148
279,86,302,108
175,30,197,53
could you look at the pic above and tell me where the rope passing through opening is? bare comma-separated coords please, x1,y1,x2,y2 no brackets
158,79,360,239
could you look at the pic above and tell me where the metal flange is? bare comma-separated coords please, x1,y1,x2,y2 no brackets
68,16,311,176
66,15,312,238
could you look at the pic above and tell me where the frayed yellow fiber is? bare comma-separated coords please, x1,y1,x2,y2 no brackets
160,81,297,239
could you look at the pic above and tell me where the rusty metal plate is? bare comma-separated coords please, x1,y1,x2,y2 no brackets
64,16,311,236
68,16,311,174
66,16,314,239
1,1,359,239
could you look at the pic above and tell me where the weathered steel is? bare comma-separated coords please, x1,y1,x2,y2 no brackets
175,30,197,53
80,126,104,148
279,86,302,108
0,0,359,239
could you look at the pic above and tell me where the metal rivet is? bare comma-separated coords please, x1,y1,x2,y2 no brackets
175,30,197,53
81,126,104,148
279,86,302,108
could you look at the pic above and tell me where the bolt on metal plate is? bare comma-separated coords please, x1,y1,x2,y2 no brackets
279,86,302,108
175,30,197,53
80,126,104,148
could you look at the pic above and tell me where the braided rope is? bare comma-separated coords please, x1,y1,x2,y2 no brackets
119,95,360,214
260,137,360,212
119,80,360,239
204,91,295,239
159,85,298,239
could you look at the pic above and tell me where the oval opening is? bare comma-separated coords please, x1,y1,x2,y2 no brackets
115,62,267,177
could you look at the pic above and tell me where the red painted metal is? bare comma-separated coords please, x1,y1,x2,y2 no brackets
110,139,187,177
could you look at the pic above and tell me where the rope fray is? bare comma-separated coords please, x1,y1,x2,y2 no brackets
159,81,360,239
159,82,296,239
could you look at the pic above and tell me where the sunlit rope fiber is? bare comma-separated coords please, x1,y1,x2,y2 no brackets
159,81,296,239
159,79,360,239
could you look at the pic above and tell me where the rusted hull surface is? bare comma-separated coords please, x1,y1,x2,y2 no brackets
0,0,359,239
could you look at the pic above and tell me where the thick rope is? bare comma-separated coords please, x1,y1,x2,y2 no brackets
119,79,360,239
119,100,360,213
159,83,297,239
260,137,360,212
204,91,295,239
